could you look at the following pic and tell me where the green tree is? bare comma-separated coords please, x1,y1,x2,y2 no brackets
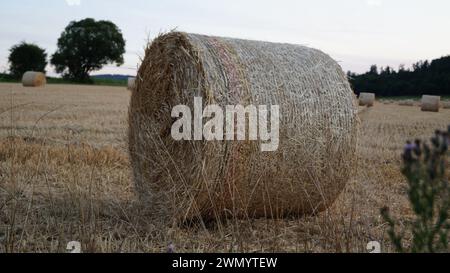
369,65,378,75
51,18,126,82
8,42,47,79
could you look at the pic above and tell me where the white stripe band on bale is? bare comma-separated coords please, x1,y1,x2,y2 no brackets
127,77,136,90
22,71,46,87
128,32,359,222
421,95,440,112
359,92,375,107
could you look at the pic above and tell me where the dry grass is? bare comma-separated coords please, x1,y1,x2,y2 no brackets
1,83,449,253
397,99,416,106
442,101,450,109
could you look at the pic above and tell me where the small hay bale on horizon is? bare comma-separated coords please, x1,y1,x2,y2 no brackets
128,32,359,222
22,71,46,87
421,95,440,112
127,77,136,90
359,92,375,107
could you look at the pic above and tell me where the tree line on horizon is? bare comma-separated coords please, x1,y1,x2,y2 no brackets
348,56,450,97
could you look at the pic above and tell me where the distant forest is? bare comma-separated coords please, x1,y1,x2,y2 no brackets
348,55,450,97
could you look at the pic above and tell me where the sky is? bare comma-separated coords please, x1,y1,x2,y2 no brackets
0,0,449,76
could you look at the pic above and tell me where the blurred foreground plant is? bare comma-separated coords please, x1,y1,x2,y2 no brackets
381,125,450,253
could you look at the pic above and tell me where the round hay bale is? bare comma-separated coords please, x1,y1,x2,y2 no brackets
421,95,440,112
127,77,136,90
129,32,359,222
22,71,46,87
358,92,375,107
442,101,450,109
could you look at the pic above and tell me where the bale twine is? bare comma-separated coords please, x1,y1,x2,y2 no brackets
127,77,136,90
22,71,46,87
421,95,440,112
128,32,359,222
358,92,375,107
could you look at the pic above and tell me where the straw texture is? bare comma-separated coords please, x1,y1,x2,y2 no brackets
22,71,46,87
421,95,440,112
359,92,375,107
128,32,359,222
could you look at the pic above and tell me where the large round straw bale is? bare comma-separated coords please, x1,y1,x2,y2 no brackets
22,71,46,87
421,95,440,112
127,77,136,90
358,92,375,107
129,32,359,222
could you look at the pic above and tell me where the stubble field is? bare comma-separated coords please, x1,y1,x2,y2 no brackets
0,83,449,253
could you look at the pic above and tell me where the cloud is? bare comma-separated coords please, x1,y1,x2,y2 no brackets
366,0,382,7
65,0,81,6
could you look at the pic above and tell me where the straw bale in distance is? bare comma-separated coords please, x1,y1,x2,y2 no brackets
359,92,375,107
128,32,359,222
127,77,136,90
22,71,46,87
421,95,440,112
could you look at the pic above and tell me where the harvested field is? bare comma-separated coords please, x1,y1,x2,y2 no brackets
0,83,449,253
